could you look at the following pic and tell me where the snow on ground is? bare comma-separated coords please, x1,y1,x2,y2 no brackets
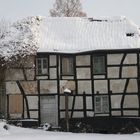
0,122,140,140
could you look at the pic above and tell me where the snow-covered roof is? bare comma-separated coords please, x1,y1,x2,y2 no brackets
38,16,140,53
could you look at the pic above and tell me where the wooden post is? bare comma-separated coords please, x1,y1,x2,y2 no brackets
83,91,87,118
65,93,69,132
64,88,71,132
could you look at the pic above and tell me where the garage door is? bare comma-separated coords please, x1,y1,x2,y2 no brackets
40,95,58,126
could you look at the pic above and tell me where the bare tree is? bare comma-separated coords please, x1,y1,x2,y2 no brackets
50,0,87,17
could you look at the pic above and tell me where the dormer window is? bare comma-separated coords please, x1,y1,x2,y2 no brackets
126,33,134,37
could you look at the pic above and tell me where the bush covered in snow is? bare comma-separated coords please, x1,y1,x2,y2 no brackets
0,16,43,65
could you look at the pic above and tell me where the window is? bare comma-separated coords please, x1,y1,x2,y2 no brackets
62,56,74,75
36,58,48,75
93,56,105,74
94,95,109,113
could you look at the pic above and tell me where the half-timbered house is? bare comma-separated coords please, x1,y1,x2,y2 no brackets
1,16,140,132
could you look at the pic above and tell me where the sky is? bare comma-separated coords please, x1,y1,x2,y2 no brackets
0,0,139,26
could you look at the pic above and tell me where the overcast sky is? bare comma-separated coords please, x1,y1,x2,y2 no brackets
0,0,139,26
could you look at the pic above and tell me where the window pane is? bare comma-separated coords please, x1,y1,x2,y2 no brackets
102,96,109,113
36,58,48,75
95,96,101,113
38,69,42,75
95,95,109,113
43,59,47,69
93,56,105,74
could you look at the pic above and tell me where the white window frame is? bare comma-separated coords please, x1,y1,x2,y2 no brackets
94,95,109,113
36,58,48,75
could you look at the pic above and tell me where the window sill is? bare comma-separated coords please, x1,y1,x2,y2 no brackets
61,74,75,76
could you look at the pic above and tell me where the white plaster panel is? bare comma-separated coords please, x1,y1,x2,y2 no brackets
94,80,108,93
25,69,35,80
123,111,138,116
6,82,21,94
36,76,48,80
73,112,84,118
60,80,67,94
5,69,24,80
107,54,123,65
59,96,75,110
49,55,56,66
112,111,121,116
107,67,119,78
77,68,91,79
110,79,126,93
86,97,92,109
59,96,65,109
76,55,90,66
127,79,138,93
122,66,137,78
60,80,75,93
62,76,74,80
60,96,83,110
123,95,139,108
27,96,38,109
123,54,137,64
40,80,57,94
74,97,83,109
78,81,91,94
87,111,94,117
111,95,122,108
50,68,57,79
30,111,38,118
21,81,37,94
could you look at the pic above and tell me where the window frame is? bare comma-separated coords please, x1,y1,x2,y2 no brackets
36,57,48,76
61,55,74,76
93,55,106,75
94,95,109,114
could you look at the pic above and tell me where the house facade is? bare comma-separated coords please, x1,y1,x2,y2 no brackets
1,17,140,131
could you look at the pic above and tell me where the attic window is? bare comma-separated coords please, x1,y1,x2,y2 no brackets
126,33,134,37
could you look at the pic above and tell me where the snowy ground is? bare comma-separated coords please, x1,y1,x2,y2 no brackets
0,122,140,140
